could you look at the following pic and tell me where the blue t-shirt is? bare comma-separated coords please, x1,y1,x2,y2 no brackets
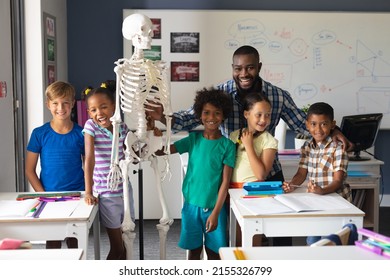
27,122,85,191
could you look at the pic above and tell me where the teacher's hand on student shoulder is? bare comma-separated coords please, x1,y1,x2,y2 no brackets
331,128,354,152
145,99,166,125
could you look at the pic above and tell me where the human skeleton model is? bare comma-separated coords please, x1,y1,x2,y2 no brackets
108,13,173,260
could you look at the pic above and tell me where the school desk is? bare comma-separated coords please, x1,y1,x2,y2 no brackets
229,188,364,247
219,245,388,260
0,192,100,260
0,248,84,260
279,152,383,232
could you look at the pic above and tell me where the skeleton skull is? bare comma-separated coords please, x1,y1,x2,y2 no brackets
122,13,153,50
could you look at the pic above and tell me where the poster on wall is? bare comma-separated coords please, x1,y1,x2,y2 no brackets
47,65,56,85
171,61,199,82
132,45,162,60
144,45,162,60
170,32,199,53
47,38,55,62
43,13,56,86
151,18,161,39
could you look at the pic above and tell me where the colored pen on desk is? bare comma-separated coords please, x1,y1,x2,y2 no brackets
233,248,247,260
288,184,304,188
241,195,274,199
32,200,47,218
62,196,80,200
25,207,37,218
39,196,81,202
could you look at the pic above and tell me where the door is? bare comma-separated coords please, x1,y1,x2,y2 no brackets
0,0,17,191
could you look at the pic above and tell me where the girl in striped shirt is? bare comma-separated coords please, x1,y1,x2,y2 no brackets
83,81,134,259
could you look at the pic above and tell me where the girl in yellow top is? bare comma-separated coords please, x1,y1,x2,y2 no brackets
229,92,278,246
230,92,278,187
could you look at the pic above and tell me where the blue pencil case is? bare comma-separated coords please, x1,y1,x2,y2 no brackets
243,181,283,192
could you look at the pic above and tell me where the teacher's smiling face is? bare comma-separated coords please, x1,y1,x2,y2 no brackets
232,53,262,91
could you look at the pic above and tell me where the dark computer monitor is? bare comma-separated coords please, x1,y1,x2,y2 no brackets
340,113,383,161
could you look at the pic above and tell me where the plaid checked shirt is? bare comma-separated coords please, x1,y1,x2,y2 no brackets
171,78,308,178
299,136,349,187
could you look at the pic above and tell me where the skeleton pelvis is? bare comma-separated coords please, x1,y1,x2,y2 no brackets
125,130,163,161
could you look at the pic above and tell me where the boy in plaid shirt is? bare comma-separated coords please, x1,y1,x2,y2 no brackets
282,102,351,245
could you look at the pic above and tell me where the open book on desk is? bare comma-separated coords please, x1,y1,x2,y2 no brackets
237,193,350,215
0,199,40,217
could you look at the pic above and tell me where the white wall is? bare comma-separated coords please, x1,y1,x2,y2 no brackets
25,0,68,190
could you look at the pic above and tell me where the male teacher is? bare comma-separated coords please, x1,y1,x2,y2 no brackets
148,45,352,246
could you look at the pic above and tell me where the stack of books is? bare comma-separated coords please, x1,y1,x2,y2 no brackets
16,191,81,201
243,181,283,196
355,228,390,259
278,149,300,159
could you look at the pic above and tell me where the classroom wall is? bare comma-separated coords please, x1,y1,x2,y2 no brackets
66,0,390,203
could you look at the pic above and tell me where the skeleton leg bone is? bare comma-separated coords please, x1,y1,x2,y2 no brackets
120,158,136,260
150,156,173,260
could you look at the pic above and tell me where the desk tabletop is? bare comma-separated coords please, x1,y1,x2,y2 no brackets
279,151,384,166
220,245,388,260
229,188,365,218
0,192,96,223
0,249,83,260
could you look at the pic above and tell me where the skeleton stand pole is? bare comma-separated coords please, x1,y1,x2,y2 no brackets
135,144,144,260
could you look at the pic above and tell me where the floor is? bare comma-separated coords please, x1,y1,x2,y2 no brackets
87,219,186,260
31,207,390,260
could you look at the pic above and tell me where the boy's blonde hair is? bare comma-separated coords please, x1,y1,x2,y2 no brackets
45,81,75,101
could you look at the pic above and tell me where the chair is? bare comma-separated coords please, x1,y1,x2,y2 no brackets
274,119,287,150
310,223,358,246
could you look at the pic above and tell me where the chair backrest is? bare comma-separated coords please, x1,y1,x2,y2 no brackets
274,119,287,150
310,238,336,246
310,223,358,246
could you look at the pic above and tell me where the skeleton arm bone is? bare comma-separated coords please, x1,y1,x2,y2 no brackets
107,64,124,190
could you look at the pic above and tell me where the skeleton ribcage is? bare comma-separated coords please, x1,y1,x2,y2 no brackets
117,59,172,140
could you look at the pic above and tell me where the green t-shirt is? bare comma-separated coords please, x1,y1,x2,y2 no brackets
174,132,236,208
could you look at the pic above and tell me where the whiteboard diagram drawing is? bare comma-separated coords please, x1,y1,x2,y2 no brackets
355,40,390,81
357,87,390,115
124,10,390,128
225,18,390,126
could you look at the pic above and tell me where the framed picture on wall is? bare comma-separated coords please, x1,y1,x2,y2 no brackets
47,65,56,85
46,15,55,37
43,13,56,86
171,61,199,82
47,38,55,62
131,45,162,60
144,45,162,60
151,18,161,39
170,32,199,53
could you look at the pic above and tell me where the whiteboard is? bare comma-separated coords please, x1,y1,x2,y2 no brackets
124,10,390,129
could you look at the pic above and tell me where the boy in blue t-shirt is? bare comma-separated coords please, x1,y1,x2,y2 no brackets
26,81,85,249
